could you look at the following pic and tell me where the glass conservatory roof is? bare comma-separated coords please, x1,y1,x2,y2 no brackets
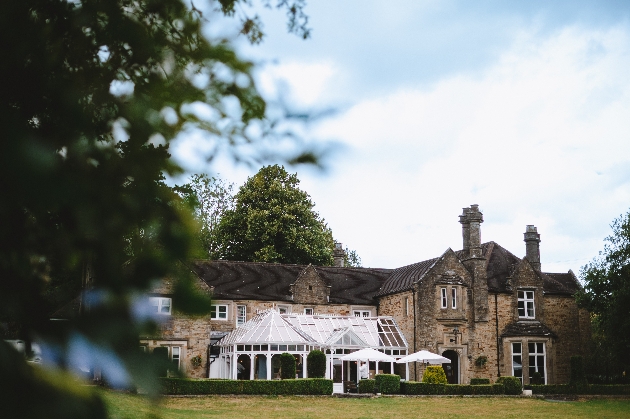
219,310,408,349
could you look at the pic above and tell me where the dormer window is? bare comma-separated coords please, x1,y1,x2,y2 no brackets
440,288,447,308
518,290,535,319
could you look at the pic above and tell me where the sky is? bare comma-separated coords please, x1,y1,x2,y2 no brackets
171,0,630,273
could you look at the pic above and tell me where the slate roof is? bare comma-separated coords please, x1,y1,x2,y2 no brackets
500,321,558,338
376,241,580,297
192,260,392,305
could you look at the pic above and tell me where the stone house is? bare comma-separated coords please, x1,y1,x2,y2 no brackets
142,205,589,385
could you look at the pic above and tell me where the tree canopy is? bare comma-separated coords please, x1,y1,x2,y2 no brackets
577,209,630,379
214,165,335,265
0,0,312,416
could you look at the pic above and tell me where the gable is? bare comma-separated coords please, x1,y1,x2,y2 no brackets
290,265,329,304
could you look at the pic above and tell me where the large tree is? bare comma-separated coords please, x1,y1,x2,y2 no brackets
577,209,630,379
0,0,311,417
214,165,335,265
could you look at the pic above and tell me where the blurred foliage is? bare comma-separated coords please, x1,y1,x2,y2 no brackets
174,174,235,259
213,165,335,265
577,209,630,377
344,247,362,268
0,0,312,416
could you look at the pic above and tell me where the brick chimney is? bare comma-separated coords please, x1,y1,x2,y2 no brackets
459,204,488,322
333,242,345,267
524,225,541,271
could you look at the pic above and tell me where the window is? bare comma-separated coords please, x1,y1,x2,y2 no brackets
353,310,371,317
440,288,447,308
518,290,535,318
528,342,546,384
451,288,457,309
150,297,172,315
512,342,523,382
405,297,409,316
304,308,314,315
211,304,228,320
278,305,290,314
236,305,246,326
171,346,181,371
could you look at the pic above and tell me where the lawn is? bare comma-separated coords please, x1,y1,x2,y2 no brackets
101,391,630,419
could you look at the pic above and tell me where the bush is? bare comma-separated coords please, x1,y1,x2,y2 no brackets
280,353,296,379
529,384,630,395
307,350,326,378
375,374,400,394
422,366,447,384
160,378,333,395
401,382,504,395
570,356,588,390
531,372,543,385
358,379,376,394
496,376,522,395
470,378,490,385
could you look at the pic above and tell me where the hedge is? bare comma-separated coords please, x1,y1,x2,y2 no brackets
496,376,522,395
401,382,504,395
160,378,333,395
358,379,376,394
375,374,400,394
527,384,630,395
470,378,490,385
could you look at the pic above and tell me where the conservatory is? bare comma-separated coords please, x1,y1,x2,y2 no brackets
215,310,408,392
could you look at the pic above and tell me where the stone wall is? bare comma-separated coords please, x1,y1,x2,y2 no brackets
290,265,330,305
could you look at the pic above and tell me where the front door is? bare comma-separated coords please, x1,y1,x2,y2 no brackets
442,350,459,384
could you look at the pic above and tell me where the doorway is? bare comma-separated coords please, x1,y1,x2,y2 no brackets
442,350,459,384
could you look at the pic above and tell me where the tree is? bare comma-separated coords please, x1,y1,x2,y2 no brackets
344,247,362,267
175,174,235,259
0,0,312,416
577,209,630,379
214,165,335,265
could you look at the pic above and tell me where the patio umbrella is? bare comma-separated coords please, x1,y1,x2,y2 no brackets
340,348,396,362
395,350,451,364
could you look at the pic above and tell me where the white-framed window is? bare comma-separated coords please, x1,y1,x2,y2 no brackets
353,310,371,317
236,305,246,326
171,346,181,371
512,342,523,382
518,290,535,319
440,288,447,308
211,304,228,320
304,308,314,315
278,305,291,314
451,288,457,309
528,342,546,384
150,297,172,315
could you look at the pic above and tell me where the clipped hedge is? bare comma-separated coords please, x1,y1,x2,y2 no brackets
401,382,504,395
375,374,400,394
358,379,376,394
307,350,326,378
528,384,630,395
470,378,490,385
160,378,333,395
496,376,522,395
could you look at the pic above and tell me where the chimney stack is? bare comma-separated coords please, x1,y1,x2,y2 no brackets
459,204,484,259
333,242,345,267
524,225,541,271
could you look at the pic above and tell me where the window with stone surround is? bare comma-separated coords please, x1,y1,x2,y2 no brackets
211,304,228,320
528,342,546,384
278,305,291,314
518,290,535,319
236,305,246,326
150,297,172,315
353,310,371,317
451,288,457,309
512,342,523,382
171,346,181,371
304,307,314,315
440,288,447,308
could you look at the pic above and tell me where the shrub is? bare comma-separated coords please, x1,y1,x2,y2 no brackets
307,350,326,378
470,378,490,385
375,374,400,394
531,371,543,385
496,376,522,395
160,378,333,395
569,356,588,390
358,379,376,394
422,366,447,384
280,353,296,379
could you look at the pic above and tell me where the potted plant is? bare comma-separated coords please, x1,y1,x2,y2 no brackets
475,355,488,368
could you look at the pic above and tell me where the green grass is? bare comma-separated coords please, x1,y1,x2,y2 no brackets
101,390,630,419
